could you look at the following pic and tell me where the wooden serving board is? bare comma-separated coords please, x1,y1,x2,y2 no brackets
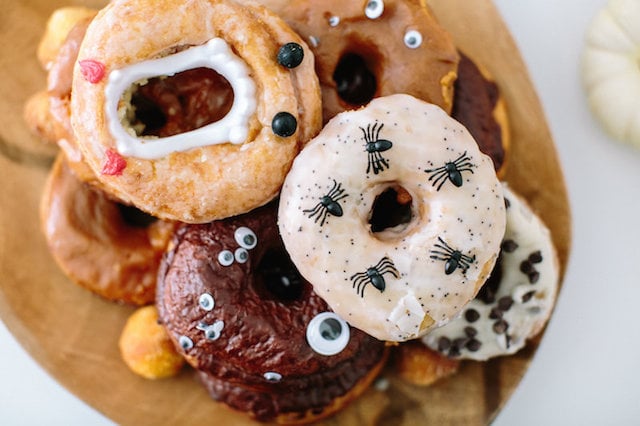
0,0,571,424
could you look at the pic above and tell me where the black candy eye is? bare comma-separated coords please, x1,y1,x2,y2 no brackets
306,312,350,356
277,42,304,68
272,112,297,137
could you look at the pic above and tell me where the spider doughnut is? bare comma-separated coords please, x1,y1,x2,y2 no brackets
421,185,560,360
40,155,177,305
278,94,506,342
241,0,459,122
70,0,321,223
157,201,387,423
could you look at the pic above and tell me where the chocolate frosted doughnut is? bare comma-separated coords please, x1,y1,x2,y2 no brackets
156,201,387,423
422,185,560,360
452,51,510,177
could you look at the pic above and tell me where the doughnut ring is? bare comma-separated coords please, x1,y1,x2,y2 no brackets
243,0,459,122
156,201,387,423
71,0,322,223
422,184,560,360
278,94,506,342
40,154,176,305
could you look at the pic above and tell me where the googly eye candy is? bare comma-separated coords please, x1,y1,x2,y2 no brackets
306,312,350,356
234,227,257,250
365,0,384,19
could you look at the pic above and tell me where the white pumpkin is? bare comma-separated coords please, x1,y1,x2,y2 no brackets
582,0,640,147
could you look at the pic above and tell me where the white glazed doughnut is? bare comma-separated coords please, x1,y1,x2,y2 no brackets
278,94,506,342
421,184,560,360
582,0,640,147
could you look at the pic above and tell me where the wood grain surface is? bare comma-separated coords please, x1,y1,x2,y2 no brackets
0,0,571,424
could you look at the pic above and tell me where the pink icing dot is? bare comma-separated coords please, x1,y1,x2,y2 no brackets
79,59,106,84
101,149,127,176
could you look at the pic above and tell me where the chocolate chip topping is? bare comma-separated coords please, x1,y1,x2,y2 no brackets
465,308,480,323
522,290,536,303
529,250,543,263
501,239,518,253
498,296,514,312
493,319,509,335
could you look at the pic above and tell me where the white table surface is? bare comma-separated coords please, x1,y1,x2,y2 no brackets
2,0,640,424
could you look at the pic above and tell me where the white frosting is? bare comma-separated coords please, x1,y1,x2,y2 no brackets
104,38,256,160
278,94,506,342
422,185,560,360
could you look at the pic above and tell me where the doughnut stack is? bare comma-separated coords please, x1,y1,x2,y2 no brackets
24,0,561,423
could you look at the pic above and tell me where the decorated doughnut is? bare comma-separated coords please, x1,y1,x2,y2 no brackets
421,184,560,360
582,0,640,147
278,94,506,342
70,0,322,223
242,0,459,122
40,155,177,305
452,51,510,177
118,305,185,379
156,201,388,423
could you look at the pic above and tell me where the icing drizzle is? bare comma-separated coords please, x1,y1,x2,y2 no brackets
105,38,256,159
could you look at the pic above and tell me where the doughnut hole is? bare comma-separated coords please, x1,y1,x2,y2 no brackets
123,67,234,137
333,45,380,108
368,185,415,240
117,203,158,228
255,248,305,302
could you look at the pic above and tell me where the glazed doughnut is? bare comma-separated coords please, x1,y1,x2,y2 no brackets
278,94,506,342
242,0,459,122
118,305,185,379
156,201,387,423
70,0,322,223
421,185,560,360
36,6,97,70
452,51,510,177
40,155,177,305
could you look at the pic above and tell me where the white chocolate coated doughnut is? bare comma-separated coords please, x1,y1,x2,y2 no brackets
278,94,506,342
422,185,560,360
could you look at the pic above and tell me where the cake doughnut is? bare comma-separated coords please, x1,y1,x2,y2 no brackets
244,0,459,122
40,155,177,305
278,94,506,342
452,51,510,177
421,185,560,360
118,305,185,379
156,201,388,423
70,0,322,223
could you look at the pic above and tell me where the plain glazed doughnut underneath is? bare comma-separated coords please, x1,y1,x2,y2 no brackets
278,94,506,342
40,155,176,305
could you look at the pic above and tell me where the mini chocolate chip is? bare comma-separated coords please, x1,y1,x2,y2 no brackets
464,326,477,338
437,336,451,352
529,250,543,263
498,296,514,311
522,290,536,303
448,346,461,357
504,197,511,209
520,260,534,274
493,319,509,334
465,308,480,323
489,307,503,319
277,42,304,68
501,239,518,253
271,112,297,137
452,337,469,350
528,271,540,284
466,338,482,352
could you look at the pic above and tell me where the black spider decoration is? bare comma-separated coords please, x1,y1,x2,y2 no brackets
303,179,348,226
361,122,393,175
425,151,475,191
430,237,476,275
350,256,400,297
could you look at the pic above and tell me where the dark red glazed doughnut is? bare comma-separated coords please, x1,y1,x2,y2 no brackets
156,201,387,423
